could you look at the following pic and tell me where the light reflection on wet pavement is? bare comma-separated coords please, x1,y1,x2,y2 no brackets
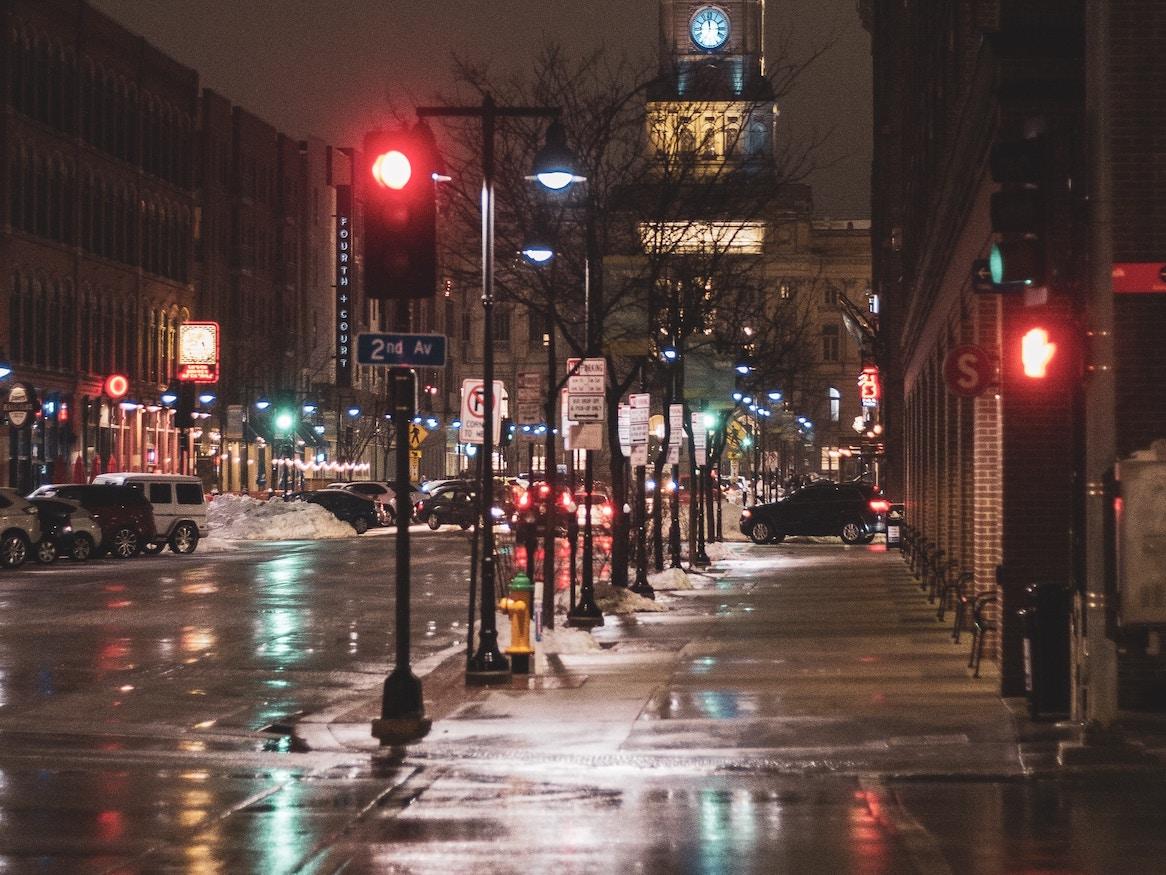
0,539,1162,871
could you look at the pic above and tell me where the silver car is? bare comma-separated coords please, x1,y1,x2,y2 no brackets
0,487,42,569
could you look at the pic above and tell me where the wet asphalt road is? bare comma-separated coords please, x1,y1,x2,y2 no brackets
0,537,1163,872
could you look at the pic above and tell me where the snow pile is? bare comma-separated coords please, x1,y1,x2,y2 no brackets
719,502,750,541
649,567,693,591
594,582,668,614
206,493,357,540
538,625,602,653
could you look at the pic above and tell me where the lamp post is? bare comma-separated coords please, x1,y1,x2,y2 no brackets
417,98,579,685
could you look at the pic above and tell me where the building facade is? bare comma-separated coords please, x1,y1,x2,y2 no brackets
865,0,1166,710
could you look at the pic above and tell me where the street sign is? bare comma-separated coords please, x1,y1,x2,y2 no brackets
567,393,605,422
566,357,606,395
356,333,447,367
629,393,650,447
409,424,427,449
516,371,544,425
1112,262,1166,294
971,259,997,294
943,345,994,397
692,412,707,466
669,404,684,447
459,379,504,444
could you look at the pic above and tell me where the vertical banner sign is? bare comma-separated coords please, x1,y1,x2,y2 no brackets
629,393,650,468
335,185,353,388
618,404,631,456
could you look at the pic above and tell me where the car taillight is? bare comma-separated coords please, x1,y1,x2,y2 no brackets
560,491,573,509
539,484,550,497
518,493,531,509
602,504,612,517
741,508,751,519
869,499,891,514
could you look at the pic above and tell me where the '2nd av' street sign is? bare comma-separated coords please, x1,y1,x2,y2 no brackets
356,333,447,367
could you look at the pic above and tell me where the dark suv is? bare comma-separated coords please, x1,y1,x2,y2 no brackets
294,490,381,534
28,484,157,559
739,479,890,545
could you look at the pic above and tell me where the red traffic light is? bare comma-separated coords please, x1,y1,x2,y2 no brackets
371,149,412,190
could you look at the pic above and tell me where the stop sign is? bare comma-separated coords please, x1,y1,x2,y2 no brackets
944,345,994,397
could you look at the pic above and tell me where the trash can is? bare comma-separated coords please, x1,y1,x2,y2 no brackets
1020,583,1071,719
886,503,904,549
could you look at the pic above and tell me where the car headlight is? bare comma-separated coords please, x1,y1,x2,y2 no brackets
741,509,751,519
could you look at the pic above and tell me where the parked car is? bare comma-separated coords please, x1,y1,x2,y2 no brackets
28,484,157,559
295,489,382,534
415,482,478,530
0,487,43,569
326,480,424,525
739,479,890,545
29,497,101,563
92,473,208,554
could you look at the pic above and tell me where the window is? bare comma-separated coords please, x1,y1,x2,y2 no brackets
779,282,793,300
829,387,841,422
175,483,203,504
823,283,838,307
148,483,172,504
493,307,511,350
822,325,840,362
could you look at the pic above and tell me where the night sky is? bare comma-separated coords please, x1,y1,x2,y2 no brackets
88,0,871,217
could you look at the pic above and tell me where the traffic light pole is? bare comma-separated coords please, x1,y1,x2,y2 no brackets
417,98,560,684
372,367,431,746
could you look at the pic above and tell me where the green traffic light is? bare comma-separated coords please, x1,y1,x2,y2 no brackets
275,411,295,433
989,244,1004,284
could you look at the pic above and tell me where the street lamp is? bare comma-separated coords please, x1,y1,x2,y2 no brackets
418,97,580,684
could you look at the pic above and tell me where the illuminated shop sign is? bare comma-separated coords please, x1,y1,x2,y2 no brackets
177,321,220,383
858,366,880,408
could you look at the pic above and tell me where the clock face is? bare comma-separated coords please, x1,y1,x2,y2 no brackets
180,324,217,363
690,6,730,51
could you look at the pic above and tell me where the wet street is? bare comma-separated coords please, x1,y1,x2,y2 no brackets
0,538,1164,872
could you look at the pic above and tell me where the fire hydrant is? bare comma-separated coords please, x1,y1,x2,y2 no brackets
498,571,534,674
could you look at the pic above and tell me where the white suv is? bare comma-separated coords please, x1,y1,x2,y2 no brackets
92,473,208,554
0,487,42,569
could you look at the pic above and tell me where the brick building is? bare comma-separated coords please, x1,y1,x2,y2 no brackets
865,0,1166,710
2,0,197,490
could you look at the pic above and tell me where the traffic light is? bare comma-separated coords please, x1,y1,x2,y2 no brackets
1012,316,1078,386
175,381,196,429
273,406,297,437
1021,327,1056,378
989,137,1046,287
362,122,441,300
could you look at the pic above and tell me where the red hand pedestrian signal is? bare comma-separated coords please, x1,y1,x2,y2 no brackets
1021,327,1056,378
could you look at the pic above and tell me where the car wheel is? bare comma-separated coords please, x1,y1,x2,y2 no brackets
427,514,442,531
748,521,772,545
384,507,396,527
142,541,165,555
458,520,472,531
352,516,369,535
35,538,57,564
0,533,29,569
110,527,141,559
70,534,95,562
840,520,866,544
769,533,786,544
169,522,200,554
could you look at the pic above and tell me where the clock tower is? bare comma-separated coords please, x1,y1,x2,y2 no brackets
649,1,776,171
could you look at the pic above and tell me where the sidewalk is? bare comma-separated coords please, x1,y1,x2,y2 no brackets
306,541,1165,777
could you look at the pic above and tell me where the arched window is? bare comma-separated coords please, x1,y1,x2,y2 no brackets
9,272,24,363
32,278,46,367
48,280,62,369
748,122,767,158
79,288,93,374
829,387,841,423
60,280,76,371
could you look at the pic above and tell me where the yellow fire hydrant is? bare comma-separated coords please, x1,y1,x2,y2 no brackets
498,571,535,674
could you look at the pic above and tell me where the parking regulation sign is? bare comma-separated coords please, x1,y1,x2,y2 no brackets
459,379,504,444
